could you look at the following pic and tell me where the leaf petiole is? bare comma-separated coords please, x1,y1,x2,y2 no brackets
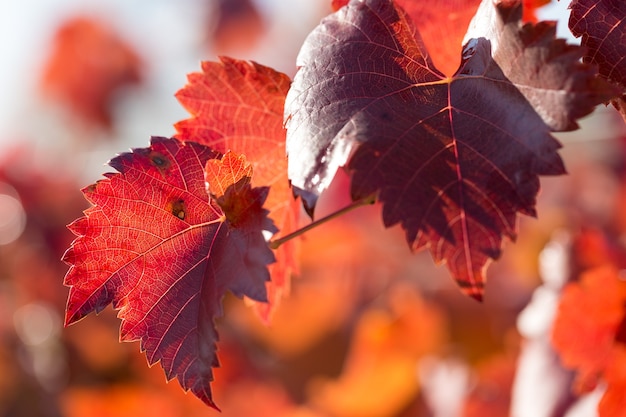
268,193,376,250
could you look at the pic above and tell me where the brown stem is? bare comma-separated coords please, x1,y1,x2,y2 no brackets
268,194,376,250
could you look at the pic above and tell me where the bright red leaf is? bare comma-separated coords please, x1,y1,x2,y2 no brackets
175,57,297,319
569,0,626,119
63,137,275,409
285,0,615,299
40,17,141,128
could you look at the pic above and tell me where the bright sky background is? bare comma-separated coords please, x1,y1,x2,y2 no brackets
0,0,210,141
0,0,325,182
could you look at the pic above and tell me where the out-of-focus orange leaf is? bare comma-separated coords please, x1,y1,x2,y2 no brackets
228,269,354,359
601,382,626,417
227,206,419,366
330,0,346,11
211,380,315,417
225,218,363,368
309,284,447,417
63,309,132,373
61,385,182,417
211,0,265,54
40,17,141,128
552,265,626,417
572,228,619,271
600,346,626,417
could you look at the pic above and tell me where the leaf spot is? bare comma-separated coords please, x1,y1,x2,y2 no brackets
168,199,186,220
149,151,170,170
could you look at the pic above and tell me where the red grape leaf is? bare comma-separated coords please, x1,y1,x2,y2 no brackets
62,137,275,409
463,0,616,131
568,0,626,120
175,57,297,319
285,0,616,299
40,17,141,128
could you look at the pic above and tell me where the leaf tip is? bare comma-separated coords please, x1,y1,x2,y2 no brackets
468,291,484,303
293,186,318,219
456,275,486,302
206,398,221,412
63,304,83,327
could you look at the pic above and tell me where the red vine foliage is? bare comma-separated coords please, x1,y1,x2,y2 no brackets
60,0,625,411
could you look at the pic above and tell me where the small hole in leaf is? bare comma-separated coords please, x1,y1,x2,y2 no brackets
169,199,186,220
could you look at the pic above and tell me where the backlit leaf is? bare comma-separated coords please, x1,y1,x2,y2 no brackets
175,57,297,319
63,137,275,409
285,0,615,299
568,0,626,120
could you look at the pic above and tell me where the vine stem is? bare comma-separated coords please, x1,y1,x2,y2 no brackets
269,194,376,249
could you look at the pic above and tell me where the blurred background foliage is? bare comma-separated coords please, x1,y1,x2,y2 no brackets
0,1,625,416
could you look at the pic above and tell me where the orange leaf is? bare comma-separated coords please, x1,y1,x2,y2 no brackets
601,346,626,417
552,266,626,393
310,284,447,417
210,0,265,54
40,17,141,128
176,57,298,319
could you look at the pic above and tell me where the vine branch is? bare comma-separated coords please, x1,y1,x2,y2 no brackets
269,194,376,249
